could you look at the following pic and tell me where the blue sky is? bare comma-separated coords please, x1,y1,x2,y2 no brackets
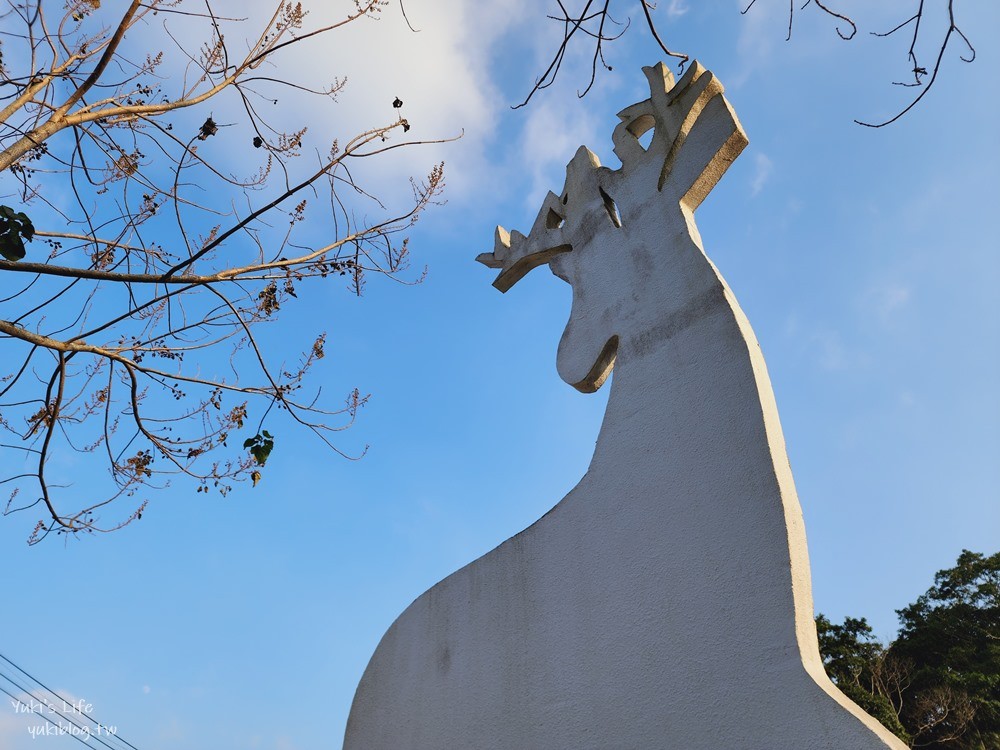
1,1,998,747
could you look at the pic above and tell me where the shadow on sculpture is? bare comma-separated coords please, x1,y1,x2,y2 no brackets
343,62,907,749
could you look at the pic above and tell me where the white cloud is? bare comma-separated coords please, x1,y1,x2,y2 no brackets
515,94,603,211
866,281,912,328
878,284,911,315
0,704,30,745
731,0,786,88
750,152,773,196
121,1,530,213
666,0,690,20
492,8,619,214
0,689,101,748
813,330,848,371
117,0,647,234
156,716,187,742
256,2,500,205
783,313,800,337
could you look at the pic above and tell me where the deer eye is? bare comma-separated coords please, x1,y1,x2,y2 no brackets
599,187,622,228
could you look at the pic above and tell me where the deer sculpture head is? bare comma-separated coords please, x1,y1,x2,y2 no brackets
478,62,749,392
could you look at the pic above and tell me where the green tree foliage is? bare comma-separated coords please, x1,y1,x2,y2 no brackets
816,614,910,742
818,550,999,749
892,550,1000,749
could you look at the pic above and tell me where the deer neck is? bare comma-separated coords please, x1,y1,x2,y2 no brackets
586,243,782,495
577,241,821,669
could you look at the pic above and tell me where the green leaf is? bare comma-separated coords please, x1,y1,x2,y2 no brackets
0,234,25,261
16,214,33,242
0,205,34,262
244,431,275,467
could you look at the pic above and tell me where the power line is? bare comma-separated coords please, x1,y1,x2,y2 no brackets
0,677,122,749
0,651,141,750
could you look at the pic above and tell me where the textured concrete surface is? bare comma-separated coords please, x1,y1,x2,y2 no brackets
343,62,907,749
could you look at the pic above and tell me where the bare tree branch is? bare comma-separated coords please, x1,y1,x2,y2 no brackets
522,2,976,128
857,0,975,128
0,0,451,542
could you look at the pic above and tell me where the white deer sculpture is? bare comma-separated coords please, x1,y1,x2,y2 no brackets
343,62,906,749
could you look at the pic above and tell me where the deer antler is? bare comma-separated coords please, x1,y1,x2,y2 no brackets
478,61,746,291
476,190,572,293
